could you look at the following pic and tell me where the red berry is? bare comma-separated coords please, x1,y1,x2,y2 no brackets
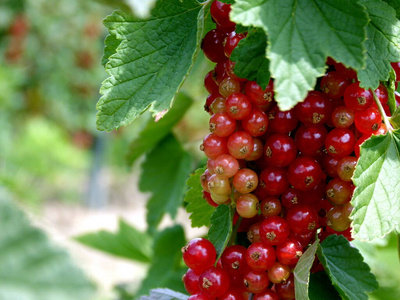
354,107,382,134
226,93,252,120
227,131,254,159
202,29,227,63
259,167,289,196
344,82,373,111
214,154,240,178
276,238,303,266
281,188,304,209
245,138,264,161
264,134,297,167
267,262,290,284
286,204,319,234
233,168,258,194
260,196,282,217
295,91,333,125
219,77,241,98
245,80,274,106
243,270,269,294
275,274,295,299
267,106,298,133
247,222,262,244
326,178,353,205
182,238,216,273
320,71,350,99
224,32,245,58
201,133,229,159
242,109,268,137
210,1,235,29
221,245,248,275
325,128,355,159
205,70,220,94
245,241,276,271
295,125,327,157
203,191,218,207
199,267,231,297
259,216,290,245
331,106,355,128
253,290,279,300
209,112,236,137
287,157,323,191
337,156,358,182
183,269,201,295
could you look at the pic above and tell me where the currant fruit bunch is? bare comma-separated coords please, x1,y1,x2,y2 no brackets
183,1,395,299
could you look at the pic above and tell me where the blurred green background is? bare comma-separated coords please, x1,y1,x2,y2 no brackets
0,0,399,300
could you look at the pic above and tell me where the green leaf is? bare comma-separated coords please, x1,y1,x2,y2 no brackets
97,0,204,131
294,239,319,300
139,134,192,233
231,0,368,110
208,204,234,258
357,0,400,90
230,28,270,89
126,92,193,165
136,226,187,297
317,235,378,300
351,130,400,241
383,0,400,19
184,167,216,228
390,106,400,129
75,219,152,263
0,191,95,300
102,31,122,67
309,272,341,300
383,69,397,115
138,288,189,300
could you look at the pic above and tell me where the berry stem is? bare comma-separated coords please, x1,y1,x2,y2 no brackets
371,89,394,133
228,215,242,247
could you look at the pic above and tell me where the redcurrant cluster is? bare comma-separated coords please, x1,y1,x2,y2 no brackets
182,1,394,300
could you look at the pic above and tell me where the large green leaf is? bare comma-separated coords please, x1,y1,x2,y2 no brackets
126,92,193,165
294,239,319,300
184,167,216,228
309,272,341,300
97,0,205,131
383,0,400,19
75,219,152,263
351,130,400,241
136,226,186,297
357,0,400,89
139,134,192,233
230,28,270,89
139,288,188,300
208,204,234,258
231,0,368,110
0,191,95,300
317,235,378,300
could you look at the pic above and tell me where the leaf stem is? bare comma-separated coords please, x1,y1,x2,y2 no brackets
228,215,242,247
371,89,394,133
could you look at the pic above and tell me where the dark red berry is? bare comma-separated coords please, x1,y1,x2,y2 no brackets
267,105,298,133
295,91,333,125
221,245,248,275
264,134,297,167
320,71,350,99
276,238,303,266
183,269,201,295
287,157,323,191
344,82,373,111
202,29,227,63
243,270,269,294
259,216,290,246
210,1,235,29
286,204,319,234
259,167,289,196
295,125,327,157
245,241,276,271
325,128,355,159
199,267,230,297
245,80,274,106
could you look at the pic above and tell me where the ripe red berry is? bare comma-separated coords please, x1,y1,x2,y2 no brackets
281,188,304,209
214,154,240,178
209,112,236,137
243,270,269,294
210,1,235,29
245,80,274,106
201,133,229,159
267,105,298,133
199,267,231,297
354,107,382,134
337,156,358,182
320,71,350,99
275,274,295,299
202,29,227,63
286,204,319,234
259,167,289,196
331,106,355,129
224,32,245,58
242,109,268,137
182,238,216,273
295,91,332,125
325,128,355,159
226,93,252,120
245,242,276,271
204,70,220,94
295,125,327,157
344,82,373,111
276,238,303,266
221,245,248,275
259,216,290,245
326,178,354,205
253,290,279,300
260,196,282,217
287,157,323,191
264,134,297,167
183,269,201,295
227,131,254,159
